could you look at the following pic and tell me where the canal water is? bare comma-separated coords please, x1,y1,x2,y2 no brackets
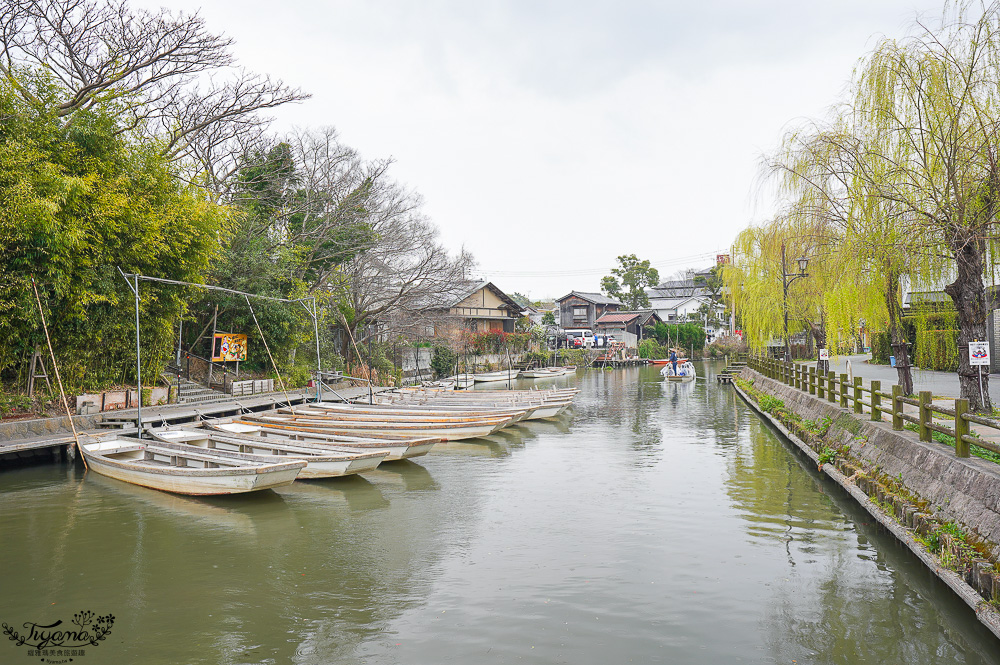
2,363,999,664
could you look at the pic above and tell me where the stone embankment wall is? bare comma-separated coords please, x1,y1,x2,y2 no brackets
736,367,1000,638
0,414,98,443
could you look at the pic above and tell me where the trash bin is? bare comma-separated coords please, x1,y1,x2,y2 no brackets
889,356,896,367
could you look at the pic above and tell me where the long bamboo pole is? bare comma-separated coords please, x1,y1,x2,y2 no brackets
244,295,293,408
30,278,87,470
341,317,374,404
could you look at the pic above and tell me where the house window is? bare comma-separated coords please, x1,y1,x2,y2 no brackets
573,307,587,317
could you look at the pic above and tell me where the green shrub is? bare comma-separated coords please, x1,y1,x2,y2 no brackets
759,395,784,414
431,345,458,378
706,335,747,358
524,350,550,365
638,338,665,359
870,332,891,364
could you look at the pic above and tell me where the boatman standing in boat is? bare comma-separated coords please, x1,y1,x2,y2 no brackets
669,349,678,376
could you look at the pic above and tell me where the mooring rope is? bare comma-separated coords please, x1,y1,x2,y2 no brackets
244,295,293,409
30,278,87,470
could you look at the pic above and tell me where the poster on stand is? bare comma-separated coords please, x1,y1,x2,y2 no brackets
213,333,248,362
969,340,990,366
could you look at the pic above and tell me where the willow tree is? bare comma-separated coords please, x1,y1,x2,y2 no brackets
842,2,1000,411
765,115,942,396
725,212,838,369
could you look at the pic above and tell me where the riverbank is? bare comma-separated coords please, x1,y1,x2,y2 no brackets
735,365,1000,640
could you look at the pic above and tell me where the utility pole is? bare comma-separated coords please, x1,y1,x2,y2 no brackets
781,242,810,363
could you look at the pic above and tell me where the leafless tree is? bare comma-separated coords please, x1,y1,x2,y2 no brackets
324,177,476,351
0,0,307,167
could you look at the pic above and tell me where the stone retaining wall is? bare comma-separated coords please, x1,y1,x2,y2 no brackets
0,414,98,443
737,366,1000,638
742,367,1000,555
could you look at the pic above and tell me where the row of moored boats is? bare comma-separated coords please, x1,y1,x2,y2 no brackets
79,387,578,496
426,365,576,388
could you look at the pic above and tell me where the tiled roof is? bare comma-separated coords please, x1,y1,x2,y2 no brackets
556,290,623,306
596,312,642,324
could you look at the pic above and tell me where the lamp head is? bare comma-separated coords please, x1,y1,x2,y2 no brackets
797,257,809,274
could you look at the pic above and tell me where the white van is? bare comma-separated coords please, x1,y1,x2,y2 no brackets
564,329,595,348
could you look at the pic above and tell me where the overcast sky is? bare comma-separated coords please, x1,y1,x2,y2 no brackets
140,0,947,300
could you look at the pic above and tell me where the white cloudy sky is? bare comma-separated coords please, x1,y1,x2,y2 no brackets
141,0,946,299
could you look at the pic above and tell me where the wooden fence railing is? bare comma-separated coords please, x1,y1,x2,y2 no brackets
745,355,1000,460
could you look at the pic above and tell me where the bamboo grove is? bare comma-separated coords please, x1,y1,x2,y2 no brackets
725,1,1000,412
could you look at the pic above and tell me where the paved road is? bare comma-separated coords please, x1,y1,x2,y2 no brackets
824,354,997,402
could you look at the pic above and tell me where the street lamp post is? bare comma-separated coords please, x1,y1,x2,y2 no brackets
782,242,809,363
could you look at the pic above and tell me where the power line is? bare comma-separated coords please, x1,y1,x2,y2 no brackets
478,250,725,277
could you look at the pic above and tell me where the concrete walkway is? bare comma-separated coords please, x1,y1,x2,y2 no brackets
824,354,997,402
802,354,1000,452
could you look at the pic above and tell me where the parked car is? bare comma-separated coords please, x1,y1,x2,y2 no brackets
564,329,595,349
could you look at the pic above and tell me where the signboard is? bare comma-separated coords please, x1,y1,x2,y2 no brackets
716,254,731,266
819,348,829,361
970,340,990,366
213,333,247,362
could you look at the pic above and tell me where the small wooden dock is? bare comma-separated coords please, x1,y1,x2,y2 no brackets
0,386,395,465
717,358,746,384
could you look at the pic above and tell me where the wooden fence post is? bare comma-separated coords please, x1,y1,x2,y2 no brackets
954,398,970,458
870,380,881,421
840,373,849,408
891,384,903,431
827,371,836,403
918,390,932,442
816,368,824,399
853,376,863,414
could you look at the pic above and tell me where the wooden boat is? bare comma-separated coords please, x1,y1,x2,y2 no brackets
399,386,579,397
420,379,454,389
472,370,518,383
245,412,510,441
661,361,697,382
378,391,575,419
302,401,536,423
389,400,568,420
650,357,688,365
80,436,306,495
211,420,439,461
150,428,389,479
519,368,562,378
284,405,516,427
394,389,578,403
443,374,476,389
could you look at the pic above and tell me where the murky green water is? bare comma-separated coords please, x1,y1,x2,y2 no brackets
2,362,998,664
